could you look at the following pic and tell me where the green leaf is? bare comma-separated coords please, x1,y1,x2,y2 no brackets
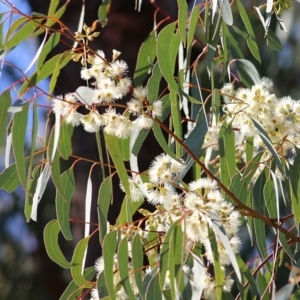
19,51,72,96
220,0,233,25
48,0,60,18
170,90,182,157
132,234,146,299
117,237,136,300
236,0,261,63
145,271,162,300
206,11,221,74
103,230,117,300
147,62,162,104
131,128,151,156
157,22,181,93
169,221,186,299
134,31,156,86
246,136,254,162
253,170,269,262
263,171,277,218
220,23,230,80
24,164,41,221
44,220,73,269
117,195,142,225
48,128,63,197
56,168,74,241
236,255,257,300
187,5,200,50
218,121,236,187
37,32,61,69
251,117,285,177
4,19,40,49
59,267,95,300
12,101,29,188
105,134,130,197
116,137,130,161
290,148,300,223
0,90,11,153
98,0,111,27
0,162,21,192
58,121,74,160
27,98,38,183
3,17,27,44
256,271,269,299
235,59,261,86
98,176,112,245
232,26,261,63
267,28,282,51
97,270,109,298
152,122,177,160
70,236,93,288
159,220,179,290
208,227,223,300
48,51,73,95
177,0,188,44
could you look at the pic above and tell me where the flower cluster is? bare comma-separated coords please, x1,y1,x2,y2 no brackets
91,154,241,300
52,50,162,137
203,78,300,174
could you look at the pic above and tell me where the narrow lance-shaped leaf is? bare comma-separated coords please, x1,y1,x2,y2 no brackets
103,231,117,300
0,89,11,153
289,147,300,223
177,0,188,44
56,168,75,240
145,270,163,300
98,0,111,27
208,226,223,300
105,133,130,197
152,122,177,160
132,234,146,299
4,19,40,49
146,61,162,104
98,176,112,245
43,219,73,269
207,212,242,283
157,22,181,93
70,236,93,288
58,121,74,159
37,32,61,69
25,164,41,222
117,237,136,300
31,162,51,221
220,0,233,25
251,117,285,177
134,31,157,86
218,121,236,187
12,101,29,188
159,220,178,289
170,89,182,157
236,0,261,63
59,267,95,300
49,51,73,95
252,170,270,264
0,160,24,193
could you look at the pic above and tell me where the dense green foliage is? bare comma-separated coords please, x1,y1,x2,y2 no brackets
1,0,300,299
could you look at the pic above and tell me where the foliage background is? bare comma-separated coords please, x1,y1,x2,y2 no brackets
1,0,300,299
